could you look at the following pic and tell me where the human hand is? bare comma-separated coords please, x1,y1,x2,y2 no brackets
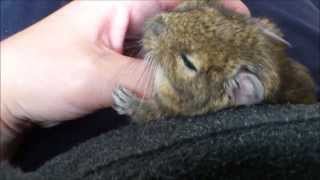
1,0,249,128
0,1,182,130
0,1,250,158
0,0,182,160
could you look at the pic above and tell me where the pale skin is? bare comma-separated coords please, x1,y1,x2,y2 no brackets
0,0,250,159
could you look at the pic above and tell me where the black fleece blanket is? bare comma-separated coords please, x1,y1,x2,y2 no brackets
1,103,320,180
1,0,319,179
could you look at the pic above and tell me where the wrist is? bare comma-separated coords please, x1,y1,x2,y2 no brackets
0,103,21,160
0,40,34,160
0,95,34,160
1,39,33,132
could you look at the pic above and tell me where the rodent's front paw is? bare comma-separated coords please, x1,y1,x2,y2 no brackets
112,86,159,122
112,86,139,116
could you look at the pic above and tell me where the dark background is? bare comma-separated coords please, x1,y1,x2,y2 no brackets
1,0,319,171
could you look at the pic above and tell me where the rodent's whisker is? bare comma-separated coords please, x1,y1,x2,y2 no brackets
113,59,140,91
135,52,158,103
149,56,158,97
134,57,152,98
147,57,158,96
134,59,153,111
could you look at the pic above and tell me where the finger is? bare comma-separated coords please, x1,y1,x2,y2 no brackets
127,0,181,36
157,0,182,11
221,0,251,16
96,52,151,107
114,57,152,98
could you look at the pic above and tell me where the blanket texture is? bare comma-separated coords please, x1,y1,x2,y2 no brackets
1,103,320,180
1,0,319,179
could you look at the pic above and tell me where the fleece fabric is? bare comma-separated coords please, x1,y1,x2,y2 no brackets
1,103,320,180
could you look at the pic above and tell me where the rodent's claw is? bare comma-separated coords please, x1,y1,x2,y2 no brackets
112,86,136,116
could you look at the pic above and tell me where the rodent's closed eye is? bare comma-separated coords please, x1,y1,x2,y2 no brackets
180,52,197,72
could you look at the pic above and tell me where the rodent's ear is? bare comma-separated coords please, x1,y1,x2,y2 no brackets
250,18,292,47
144,15,166,36
226,71,264,106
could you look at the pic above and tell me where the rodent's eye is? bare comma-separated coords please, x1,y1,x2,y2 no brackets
180,53,197,71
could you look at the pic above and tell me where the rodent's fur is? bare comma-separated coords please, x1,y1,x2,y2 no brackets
112,0,317,122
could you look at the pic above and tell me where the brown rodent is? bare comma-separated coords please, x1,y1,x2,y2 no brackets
112,0,317,122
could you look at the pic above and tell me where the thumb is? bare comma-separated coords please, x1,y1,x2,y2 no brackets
111,56,152,98
95,52,151,108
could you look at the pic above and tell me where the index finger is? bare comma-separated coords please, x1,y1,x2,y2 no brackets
127,0,181,36
221,0,251,16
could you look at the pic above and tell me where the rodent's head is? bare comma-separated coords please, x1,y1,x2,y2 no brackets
142,2,288,116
